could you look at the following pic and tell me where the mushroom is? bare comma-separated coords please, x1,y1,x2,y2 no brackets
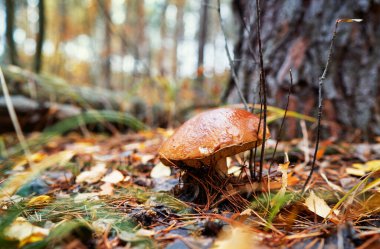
158,107,270,176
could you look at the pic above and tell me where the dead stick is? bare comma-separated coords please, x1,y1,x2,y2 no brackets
302,20,347,193
255,0,267,182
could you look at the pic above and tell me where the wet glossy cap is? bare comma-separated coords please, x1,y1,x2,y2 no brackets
158,107,270,168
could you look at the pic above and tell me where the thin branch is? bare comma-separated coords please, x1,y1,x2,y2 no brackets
255,0,268,182
216,0,248,110
268,69,293,175
0,67,33,165
302,21,341,193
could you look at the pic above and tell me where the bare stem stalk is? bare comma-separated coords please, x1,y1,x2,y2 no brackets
255,0,267,182
302,21,340,193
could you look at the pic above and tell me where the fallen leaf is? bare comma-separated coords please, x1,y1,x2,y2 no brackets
4,217,49,247
360,177,380,194
0,151,75,199
150,162,171,178
213,226,265,249
99,182,114,195
27,195,52,207
13,152,47,171
76,162,107,184
346,167,365,176
102,170,124,184
347,160,380,176
304,191,339,223
364,160,380,171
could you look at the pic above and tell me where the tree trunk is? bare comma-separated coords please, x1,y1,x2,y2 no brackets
126,0,146,77
172,0,185,79
34,0,45,73
197,0,210,83
226,0,380,140
5,0,19,66
98,0,112,89
157,0,169,76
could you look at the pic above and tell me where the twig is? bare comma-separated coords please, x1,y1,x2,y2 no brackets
268,69,293,174
302,19,362,193
216,0,248,110
0,67,33,165
255,0,268,182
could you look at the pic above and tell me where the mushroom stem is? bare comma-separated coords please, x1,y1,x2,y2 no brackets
215,158,228,177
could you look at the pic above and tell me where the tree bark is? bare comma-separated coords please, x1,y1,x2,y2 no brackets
226,0,380,140
34,0,45,73
5,0,19,66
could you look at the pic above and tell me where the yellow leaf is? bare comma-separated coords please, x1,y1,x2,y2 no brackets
19,234,45,248
346,167,365,176
27,195,52,207
347,160,380,176
360,178,380,194
4,217,49,247
365,160,380,171
13,152,46,170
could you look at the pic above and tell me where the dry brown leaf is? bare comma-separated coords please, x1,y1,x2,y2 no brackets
76,162,107,184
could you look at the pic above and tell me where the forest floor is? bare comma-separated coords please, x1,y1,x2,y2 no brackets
0,129,379,249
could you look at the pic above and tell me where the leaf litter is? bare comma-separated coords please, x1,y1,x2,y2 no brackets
0,130,379,248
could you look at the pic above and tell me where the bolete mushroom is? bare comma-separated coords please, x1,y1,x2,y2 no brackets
158,107,270,176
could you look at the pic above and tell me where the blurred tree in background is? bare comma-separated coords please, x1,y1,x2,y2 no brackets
1,0,379,140
0,0,234,129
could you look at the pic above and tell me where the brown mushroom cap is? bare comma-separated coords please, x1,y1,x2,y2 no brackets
158,107,270,168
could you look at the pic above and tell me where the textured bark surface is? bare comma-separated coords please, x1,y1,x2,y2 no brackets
225,0,380,140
